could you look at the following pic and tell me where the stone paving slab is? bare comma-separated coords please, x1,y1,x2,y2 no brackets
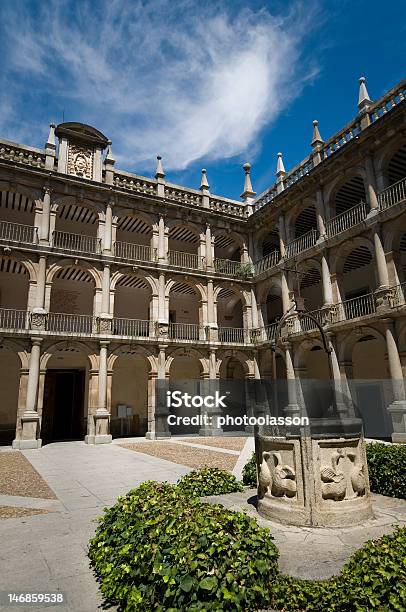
203,489,406,580
0,441,190,612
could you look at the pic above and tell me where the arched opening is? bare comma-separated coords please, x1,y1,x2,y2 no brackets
113,275,151,337
169,352,202,434
350,334,392,438
299,266,323,312
217,286,244,342
0,258,29,330
387,144,406,185
49,267,96,333
111,352,149,437
297,344,331,419
294,206,317,238
115,214,153,262
41,347,89,443
263,285,283,337
53,202,99,253
168,224,200,269
219,355,248,433
168,281,200,340
0,190,36,243
332,177,366,217
0,345,21,444
337,245,375,317
261,230,280,258
214,233,241,262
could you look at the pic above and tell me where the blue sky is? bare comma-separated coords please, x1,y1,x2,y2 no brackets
0,0,405,200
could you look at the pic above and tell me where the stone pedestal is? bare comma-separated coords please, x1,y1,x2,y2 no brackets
387,400,406,443
256,430,373,527
85,409,112,444
13,411,42,449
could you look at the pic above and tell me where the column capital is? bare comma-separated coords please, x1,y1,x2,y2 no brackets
99,340,110,349
30,337,43,346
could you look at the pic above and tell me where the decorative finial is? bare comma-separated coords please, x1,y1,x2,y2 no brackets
241,162,256,200
276,152,286,176
358,76,372,109
46,123,56,149
155,155,165,180
105,140,115,163
311,120,324,148
200,168,210,191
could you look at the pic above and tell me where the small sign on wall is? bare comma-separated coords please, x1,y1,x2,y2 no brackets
117,404,133,418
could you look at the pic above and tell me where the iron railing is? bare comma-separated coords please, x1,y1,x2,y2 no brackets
214,259,253,278
378,177,406,210
168,322,201,341
285,229,318,259
114,241,155,263
168,250,202,269
53,231,101,254
112,317,150,337
0,220,37,244
0,308,28,330
325,201,368,238
47,312,95,334
218,326,246,343
254,250,280,275
331,293,376,322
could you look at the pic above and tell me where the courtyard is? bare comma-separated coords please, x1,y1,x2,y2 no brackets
0,440,405,611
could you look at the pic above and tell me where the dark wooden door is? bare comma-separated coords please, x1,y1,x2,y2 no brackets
42,370,85,441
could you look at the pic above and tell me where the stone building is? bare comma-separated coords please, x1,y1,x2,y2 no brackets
0,77,405,448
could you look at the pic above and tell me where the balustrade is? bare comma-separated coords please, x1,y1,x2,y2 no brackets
325,201,367,238
112,317,150,337
53,231,101,254
0,220,37,245
378,177,406,210
285,229,318,259
254,250,280,274
47,312,95,334
0,308,28,330
168,250,202,269
168,322,201,341
114,241,155,263
218,326,246,343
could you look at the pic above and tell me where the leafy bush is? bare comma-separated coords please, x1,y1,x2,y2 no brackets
89,481,279,611
242,451,257,487
366,442,406,499
270,526,406,611
177,467,243,497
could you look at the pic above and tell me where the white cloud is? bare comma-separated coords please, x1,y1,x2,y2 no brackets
0,0,318,170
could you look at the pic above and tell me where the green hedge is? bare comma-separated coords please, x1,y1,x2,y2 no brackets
270,526,406,611
243,444,406,498
366,442,406,499
242,451,257,487
89,481,279,611
177,467,244,497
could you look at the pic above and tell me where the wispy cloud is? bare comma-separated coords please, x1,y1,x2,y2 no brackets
0,0,319,171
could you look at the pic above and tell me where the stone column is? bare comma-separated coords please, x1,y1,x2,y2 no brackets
97,264,112,333
315,188,326,237
13,338,42,449
103,200,113,254
327,333,350,416
199,348,222,436
90,341,112,444
278,214,286,257
321,254,333,305
281,271,291,314
205,224,214,270
364,154,379,212
206,278,218,341
158,215,168,263
373,229,389,289
383,319,406,442
284,342,301,419
149,345,170,439
40,187,51,245
30,256,48,331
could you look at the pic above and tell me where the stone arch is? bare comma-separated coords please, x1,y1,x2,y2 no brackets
255,225,280,260
324,167,367,207
40,340,95,370
51,194,104,218
217,349,253,378
338,326,385,364
0,339,28,445
0,253,37,283
165,276,206,301
108,344,157,372
111,268,157,294
375,138,406,186
0,187,37,228
212,229,244,261
0,181,42,206
286,202,317,241
114,208,154,248
47,259,102,288
166,346,208,378
330,236,375,276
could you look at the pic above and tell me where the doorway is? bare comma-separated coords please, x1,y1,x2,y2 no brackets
42,369,85,442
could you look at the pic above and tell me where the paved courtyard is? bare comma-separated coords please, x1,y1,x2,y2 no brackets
0,441,190,612
0,440,405,611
